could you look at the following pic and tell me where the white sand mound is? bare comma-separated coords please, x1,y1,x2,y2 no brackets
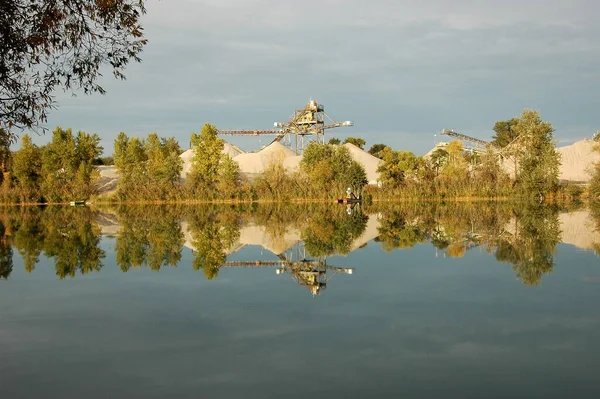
283,155,303,172
180,142,246,178
557,139,600,182
96,166,119,194
425,139,600,182
423,142,449,160
342,143,383,185
234,141,297,175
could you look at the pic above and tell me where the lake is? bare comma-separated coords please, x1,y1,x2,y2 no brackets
1,202,600,398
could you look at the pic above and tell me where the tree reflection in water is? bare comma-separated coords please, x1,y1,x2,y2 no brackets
2,207,105,279
0,201,583,287
374,202,562,285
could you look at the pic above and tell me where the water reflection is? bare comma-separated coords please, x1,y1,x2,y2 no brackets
0,203,599,290
3,207,105,278
222,242,354,296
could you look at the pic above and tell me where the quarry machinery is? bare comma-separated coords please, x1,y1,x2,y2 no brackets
217,99,354,154
440,129,490,150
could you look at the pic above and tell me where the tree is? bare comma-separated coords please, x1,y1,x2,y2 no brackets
0,128,11,173
513,110,560,198
187,124,224,194
145,133,183,199
39,127,102,201
377,148,425,188
114,132,147,199
430,148,448,175
368,143,390,159
0,1,147,139
12,135,42,196
217,155,242,198
328,137,341,145
492,117,521,179
301,142,368,195
343,137,366,150
377,148,405,188
436,141,470,196
472,144,511,196
492,118,520,148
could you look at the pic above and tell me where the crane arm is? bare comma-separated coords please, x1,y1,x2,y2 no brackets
441,129,490,148
217,129,283,136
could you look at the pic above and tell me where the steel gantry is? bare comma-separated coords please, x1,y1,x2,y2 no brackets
217,99,354,154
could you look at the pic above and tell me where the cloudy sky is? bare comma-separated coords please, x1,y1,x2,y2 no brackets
44,0,599,155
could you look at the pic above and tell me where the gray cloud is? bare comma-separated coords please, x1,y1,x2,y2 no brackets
41,0,600,154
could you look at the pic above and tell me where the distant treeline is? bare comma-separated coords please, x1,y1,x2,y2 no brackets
0,109,595,204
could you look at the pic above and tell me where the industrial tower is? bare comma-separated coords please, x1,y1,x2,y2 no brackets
217,99,354,154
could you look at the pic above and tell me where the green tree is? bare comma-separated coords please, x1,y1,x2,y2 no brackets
513,110,560,198
368,143,390,159
492,117,522,180
328,137,341,145
301,142,367,196
187,124,224,194
377,148,405,188
429,148,448,175
492,118,520,148
40,127,102,201
0,128,11,174
145,133,183,199
114,132,148,200
472,144,511,197
12,134,42,200
218,155,242,199
1,1,147,138
343,137,366,150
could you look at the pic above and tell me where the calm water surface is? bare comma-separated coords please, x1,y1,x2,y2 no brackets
1,203,599,398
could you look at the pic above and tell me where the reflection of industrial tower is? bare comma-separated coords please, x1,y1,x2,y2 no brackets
218,99,354,154
220,242,354,296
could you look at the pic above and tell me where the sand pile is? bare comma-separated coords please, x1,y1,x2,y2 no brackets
96,166,119,194
424,139,600,182
282,155,303,172
233,141,297,175
343,143,383,185
423,142,449,160
499,139,600,182
180,142,245,178
557,139,599,182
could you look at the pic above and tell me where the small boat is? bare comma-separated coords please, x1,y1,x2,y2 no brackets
69,200,86,206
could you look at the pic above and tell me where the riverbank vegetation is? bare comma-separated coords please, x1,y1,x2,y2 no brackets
0,110,591,204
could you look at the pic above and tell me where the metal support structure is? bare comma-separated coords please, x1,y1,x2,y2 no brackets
440,129,490,149
217,99,353,154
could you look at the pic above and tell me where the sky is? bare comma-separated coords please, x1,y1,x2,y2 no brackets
40,0,600,155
